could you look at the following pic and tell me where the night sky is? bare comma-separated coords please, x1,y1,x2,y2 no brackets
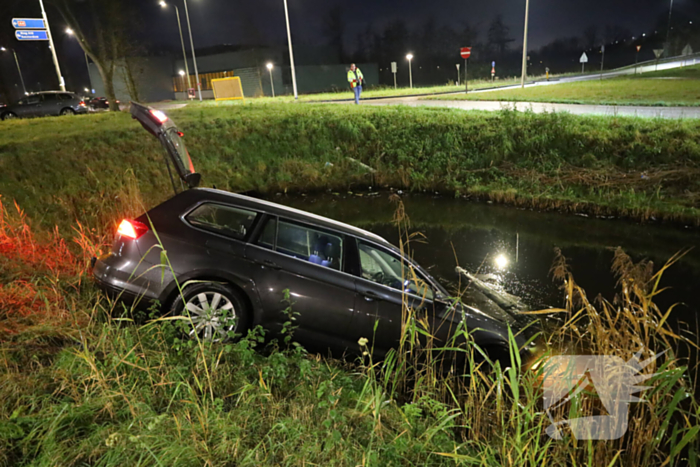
0,0,683,94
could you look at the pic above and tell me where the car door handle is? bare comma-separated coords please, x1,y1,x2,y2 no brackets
362,290,381,302
260,259,280,270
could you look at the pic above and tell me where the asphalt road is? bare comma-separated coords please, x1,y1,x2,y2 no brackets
363,97,700,119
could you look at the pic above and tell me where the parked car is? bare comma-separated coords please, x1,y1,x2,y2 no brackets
88,96,120,110
92,103,537,363
0,91,88,120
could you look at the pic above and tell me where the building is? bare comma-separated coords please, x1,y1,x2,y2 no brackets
88,45,378,103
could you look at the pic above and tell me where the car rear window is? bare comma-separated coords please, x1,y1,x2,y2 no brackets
257,218,343,271
186,203,257,240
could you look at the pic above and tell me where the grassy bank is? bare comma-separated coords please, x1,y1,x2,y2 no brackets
430,64,700,106
1,197,699,466
1,104,700,235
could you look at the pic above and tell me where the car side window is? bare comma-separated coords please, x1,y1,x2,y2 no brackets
60,93,73,100
357,241,434,300
186,203,257,240
257,218,343,271
42,94,58,102
26,96,40,105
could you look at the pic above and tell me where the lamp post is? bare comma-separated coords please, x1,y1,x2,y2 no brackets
66,28,92,90
160,1,192,98
0,47,27,95
665,0,674,57
282,0,298,99
520,0,530,88
266,63,275,97
39,0,66,91
406,54,413,88
181,0,202,100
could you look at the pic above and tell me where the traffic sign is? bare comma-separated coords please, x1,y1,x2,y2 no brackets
12,18,46,29
636,45,641,52
391,61,397,73
492,61,496,68
653,49,664,59
579,52,588,63
460,47,472,59
15,30,48,41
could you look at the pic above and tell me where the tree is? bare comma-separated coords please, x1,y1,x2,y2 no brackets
52,0,133,111
487,15,514,57
322,5,346,63
583,25,598,49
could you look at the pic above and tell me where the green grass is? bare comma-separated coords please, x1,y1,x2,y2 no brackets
1,103,700,236
429,64,700,106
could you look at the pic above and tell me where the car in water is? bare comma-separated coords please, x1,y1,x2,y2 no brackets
92,103,535,363
0,91,88,120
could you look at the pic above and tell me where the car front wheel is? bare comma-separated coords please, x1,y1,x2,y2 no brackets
60,108,75,116
1,112,17,121
169,282,250,342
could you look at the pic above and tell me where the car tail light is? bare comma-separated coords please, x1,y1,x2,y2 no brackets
117,219,148,240
79,101,86,107
149,109,168,124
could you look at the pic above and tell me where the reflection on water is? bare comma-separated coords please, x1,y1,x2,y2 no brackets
272,192,700,345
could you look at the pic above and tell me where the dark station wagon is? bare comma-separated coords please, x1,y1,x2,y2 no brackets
93,103,535,362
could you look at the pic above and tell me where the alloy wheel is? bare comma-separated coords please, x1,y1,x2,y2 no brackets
184,291,237,341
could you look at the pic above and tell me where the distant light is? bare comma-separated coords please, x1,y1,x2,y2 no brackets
406,53,413,60
642,33,646,37
66,28,74,35
266,62,273,70
178,70,185,75
0,47,6,52
84,87,89,92
494,254,509,270
159,1,167,7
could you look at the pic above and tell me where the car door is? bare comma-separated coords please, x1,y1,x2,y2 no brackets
245,215,358,352
351,239,440,356
130,102,201,191
40,93,59,116
15,95,40,117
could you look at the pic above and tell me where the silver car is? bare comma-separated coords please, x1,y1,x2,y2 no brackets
0,91,89,120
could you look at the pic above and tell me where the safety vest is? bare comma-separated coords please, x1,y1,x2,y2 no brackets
347,68,364,88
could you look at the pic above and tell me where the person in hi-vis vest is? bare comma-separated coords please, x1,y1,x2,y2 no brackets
347,64,364,104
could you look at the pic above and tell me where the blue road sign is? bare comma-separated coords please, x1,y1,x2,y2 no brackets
492,61,496,67
12,18,46,29
16,30,49,41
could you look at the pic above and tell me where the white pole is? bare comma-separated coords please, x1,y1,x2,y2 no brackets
269,67,275,97
408,58,413,88
38,0,65,91
456,64,460,85
183,0,202,101
520,0,530,88
12,50,27,94
174,6,192,94
283,0,298,99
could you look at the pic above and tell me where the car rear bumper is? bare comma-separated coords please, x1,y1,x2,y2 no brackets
92,253,162,309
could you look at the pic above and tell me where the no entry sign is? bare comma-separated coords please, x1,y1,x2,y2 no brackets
460,47,472,59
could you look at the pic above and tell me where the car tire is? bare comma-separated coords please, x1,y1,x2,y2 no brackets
1,112,17,121
60,108,75,116
169,282,251,342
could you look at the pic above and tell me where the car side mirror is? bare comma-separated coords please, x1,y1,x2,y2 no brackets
184,172,201,188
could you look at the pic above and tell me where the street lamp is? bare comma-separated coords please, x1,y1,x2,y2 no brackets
65,28,92,89
406,54,413,88
160,1,193,99
520,0,530,88
282,0,298,99
1,47,27,95
66,27,73,35
266,63,275,98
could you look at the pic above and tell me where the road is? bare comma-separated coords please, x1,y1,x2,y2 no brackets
363,97,700,119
